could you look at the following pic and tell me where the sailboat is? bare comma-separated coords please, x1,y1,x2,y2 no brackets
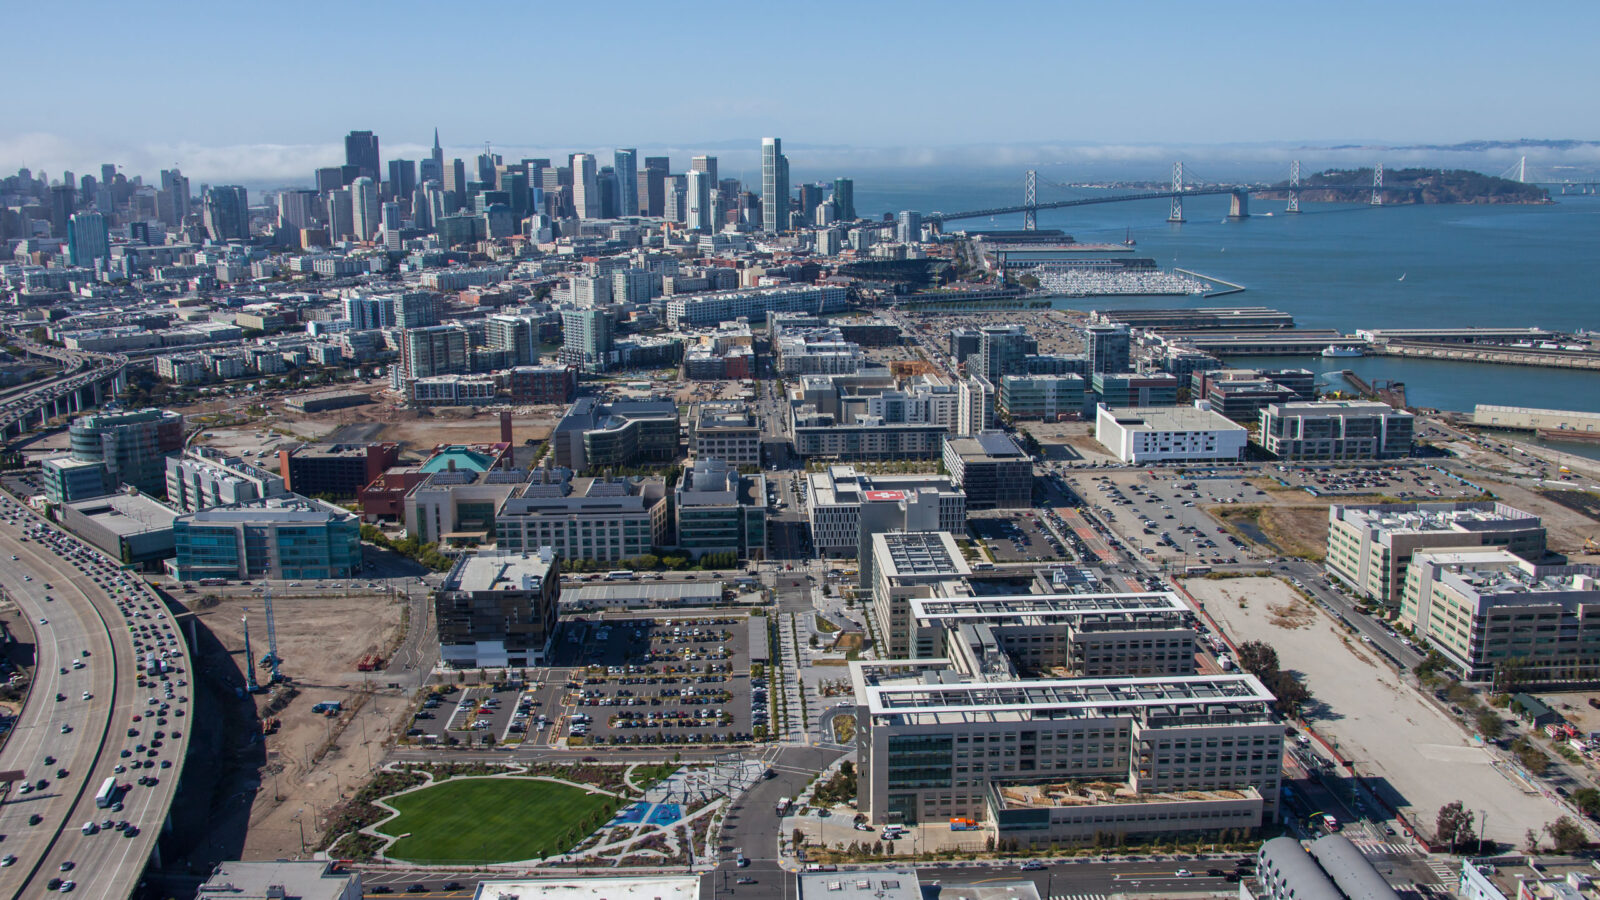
1123,228,1136,247
1398,273,1407,282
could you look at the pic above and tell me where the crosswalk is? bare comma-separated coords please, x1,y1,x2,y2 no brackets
1420,857,1459,884
1350,838,1414,857
1049,894,1108,900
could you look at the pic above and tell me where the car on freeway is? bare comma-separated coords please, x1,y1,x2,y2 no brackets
1020,861,1048,870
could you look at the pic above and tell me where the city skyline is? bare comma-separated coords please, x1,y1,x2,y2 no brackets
6,0,1600,184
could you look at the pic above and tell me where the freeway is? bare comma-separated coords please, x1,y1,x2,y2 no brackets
0,499,190,897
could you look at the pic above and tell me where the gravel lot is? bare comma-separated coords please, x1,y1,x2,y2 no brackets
1187,575,1569,845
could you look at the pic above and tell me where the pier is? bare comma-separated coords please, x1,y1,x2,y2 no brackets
1340,370,1408,409
1371,341,1600,371
1173,268,1247,298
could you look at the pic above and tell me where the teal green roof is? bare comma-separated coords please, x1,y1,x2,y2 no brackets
421,447,495,474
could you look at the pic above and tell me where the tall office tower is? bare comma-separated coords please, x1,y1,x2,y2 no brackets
598,167,619,218
560,307,613,372
444,159,468,205
277,189,319,230
381,202,404,249
67,212,109,266
691,155,717,185
159,168,190,227
315,166,346,195
326,188,354,240
476,152,498,187
203,185,249,242
897,210,922,244
760,137,789,233
686,169,714,232
421,128,444,183
101,163,116,186
814,202,838,227
571,153,600,219
613,149,638,220
387,159,416,202
350,176,381,241
500,170,530,226
344,130,381,181
1085,323,1132,374
665,175,688,223
642,156,668,216
833,178,855,221
799,183,826,223
414,182,441,231
49,183,76,236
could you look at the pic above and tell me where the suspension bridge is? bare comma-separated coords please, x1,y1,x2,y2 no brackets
1498,155,1600,193
916,160,1388,230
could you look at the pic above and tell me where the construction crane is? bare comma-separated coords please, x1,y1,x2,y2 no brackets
242,611,260,693
262,586,283,684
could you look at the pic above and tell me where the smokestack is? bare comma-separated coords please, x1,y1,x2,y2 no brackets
500,410,513,444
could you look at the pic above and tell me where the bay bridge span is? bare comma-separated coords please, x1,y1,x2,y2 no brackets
894,160,1389,230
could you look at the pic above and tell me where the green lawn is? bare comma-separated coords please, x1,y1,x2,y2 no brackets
377,777,623,864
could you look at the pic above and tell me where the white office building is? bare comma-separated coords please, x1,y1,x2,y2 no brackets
1095,402,1248,464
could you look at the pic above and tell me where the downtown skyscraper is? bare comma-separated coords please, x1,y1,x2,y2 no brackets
345,131,381,181
761,137,789,233
571,153,600,219
613,149,638,218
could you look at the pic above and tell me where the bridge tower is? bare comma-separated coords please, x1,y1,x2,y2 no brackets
1371,163,1384,206
1023,170,1037,231
1518,155,1527,184
1286,160,1301,213
1227,191,1249,220
1167,162,1186,223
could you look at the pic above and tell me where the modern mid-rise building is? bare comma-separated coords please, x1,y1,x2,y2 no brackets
1259,400,1415,461
1325,501,1546,608
550,399,679,471
674,459,766,561
852,532,1282,842
999,374,1088,421
1401,548,1600,686
165,447,288,513
942,432,1032,510
664,285,847,329
402,325,470,379
1092,372,1179,407
277,442,401,499
67,408,185,497
435,548,560,669
167,495,361,582
42,456,109,503
806,465,966,557
689,402,761,466
495,475,670,562
1094,403,1248,464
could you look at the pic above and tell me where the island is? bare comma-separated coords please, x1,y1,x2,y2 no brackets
1262,167,1550,204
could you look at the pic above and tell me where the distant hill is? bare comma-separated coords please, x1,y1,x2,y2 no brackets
1263,167,1550,204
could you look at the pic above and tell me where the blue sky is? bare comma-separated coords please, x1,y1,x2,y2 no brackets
7,0,1600,184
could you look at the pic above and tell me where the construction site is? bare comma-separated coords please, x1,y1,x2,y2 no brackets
178,581,419,860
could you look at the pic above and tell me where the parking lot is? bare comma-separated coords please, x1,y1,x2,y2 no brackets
969,511,1071,563
553,614,760,746
407,682,552,746
1263,462,1481,499
1066,470,1254,568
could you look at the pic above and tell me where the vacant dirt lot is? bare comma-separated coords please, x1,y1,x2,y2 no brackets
1215,504,1331,561
190,589,416,857
1187,575,1571,845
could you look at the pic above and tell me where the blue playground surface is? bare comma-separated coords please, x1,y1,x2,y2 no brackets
614,803,648,824
646,803,682,826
